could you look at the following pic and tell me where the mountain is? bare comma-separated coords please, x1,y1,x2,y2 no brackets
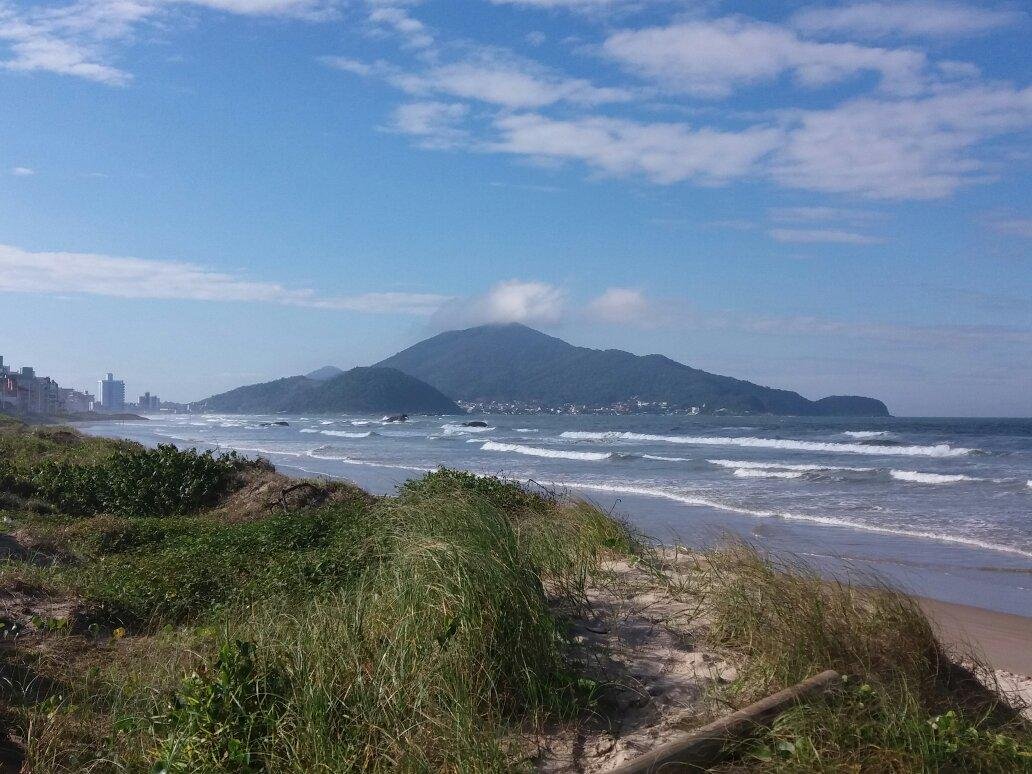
375,323,889,416
306,365,346,381
197,367,461,414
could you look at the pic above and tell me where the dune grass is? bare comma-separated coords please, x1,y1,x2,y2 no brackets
1,440,640,772
692,542,1032,771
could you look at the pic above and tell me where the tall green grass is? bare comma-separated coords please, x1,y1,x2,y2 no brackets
694,543,1032,771
143,481,637,772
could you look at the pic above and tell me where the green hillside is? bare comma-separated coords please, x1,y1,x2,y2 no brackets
197,367,460,414
376,323,889,416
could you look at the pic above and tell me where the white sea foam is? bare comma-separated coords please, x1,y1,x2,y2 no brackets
304,448,432,472
642,454,690,462
320,430,374,439
550,481,1032,560
843,430,894,439
481,441,611,462
442,423,496,434
560,431,974,457
708,459,873,472
299,428,320,433
733,469,804,479
515,428,539,433
890,470,983,484
351,420,374,426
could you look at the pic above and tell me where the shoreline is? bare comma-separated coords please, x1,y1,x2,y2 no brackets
918,597,1032,675
76,422,1032,627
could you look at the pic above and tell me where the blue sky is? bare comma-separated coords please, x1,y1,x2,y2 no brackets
1,0,1030,415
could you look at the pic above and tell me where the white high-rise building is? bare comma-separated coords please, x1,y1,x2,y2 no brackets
99,372,126,412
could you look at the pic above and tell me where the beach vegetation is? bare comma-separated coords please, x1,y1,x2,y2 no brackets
0,420,1028,772
694,543,1032,772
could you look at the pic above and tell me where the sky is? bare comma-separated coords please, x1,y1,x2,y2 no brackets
1,0,1030,416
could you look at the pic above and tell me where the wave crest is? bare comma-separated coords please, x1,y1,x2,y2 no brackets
560,431,975,457
481,441,611,461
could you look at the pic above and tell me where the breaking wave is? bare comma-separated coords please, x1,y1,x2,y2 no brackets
442,424,496,434
733,469,804,479
551,482,1032,559
560,431,975,458
708,459,873,472
843,430,895,439
890,470,984,485
642,454,690,462
481,441,612,462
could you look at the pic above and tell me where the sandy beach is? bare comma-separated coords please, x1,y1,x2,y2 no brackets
918,597,1032,717
920,597,1032,675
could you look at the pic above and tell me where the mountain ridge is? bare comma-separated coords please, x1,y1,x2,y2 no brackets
375,323,889,416
197,366,460,414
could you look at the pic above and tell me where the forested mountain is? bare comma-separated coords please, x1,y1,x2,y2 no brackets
376,324,889,416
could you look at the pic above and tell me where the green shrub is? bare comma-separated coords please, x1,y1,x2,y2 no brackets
75,504,368,625
30,444,247,518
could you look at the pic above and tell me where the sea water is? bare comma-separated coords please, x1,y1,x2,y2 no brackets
82,414,1032,616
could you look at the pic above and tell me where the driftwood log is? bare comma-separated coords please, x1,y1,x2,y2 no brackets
607,669,842,773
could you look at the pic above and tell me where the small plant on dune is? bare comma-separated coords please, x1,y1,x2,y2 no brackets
743,678,1032,771
150,639,288,773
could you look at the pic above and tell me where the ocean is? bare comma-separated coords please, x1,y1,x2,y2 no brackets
82,413,1032,616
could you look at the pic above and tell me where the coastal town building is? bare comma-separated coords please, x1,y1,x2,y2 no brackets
138,392,161,411
99,372,126,412
0,355,106,416
59,388,96,413
0,360,60,415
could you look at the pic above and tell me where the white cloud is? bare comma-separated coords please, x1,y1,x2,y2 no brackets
488,113,782,184
0,243,449,314
389,101,470,148
771,84,1032,199
331,47,633,109
453,279,567,326
792,2,1023,39
603,17,929,98
9,166,35,175
366,4,433,48
585,287,660,326
407,58,632,108
0,0,336,85
768,227,883,244
768,206,881,223
489,0,632,8
389,77,1031,199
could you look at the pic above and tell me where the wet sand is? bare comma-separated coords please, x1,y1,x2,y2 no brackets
919,596,1032,675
